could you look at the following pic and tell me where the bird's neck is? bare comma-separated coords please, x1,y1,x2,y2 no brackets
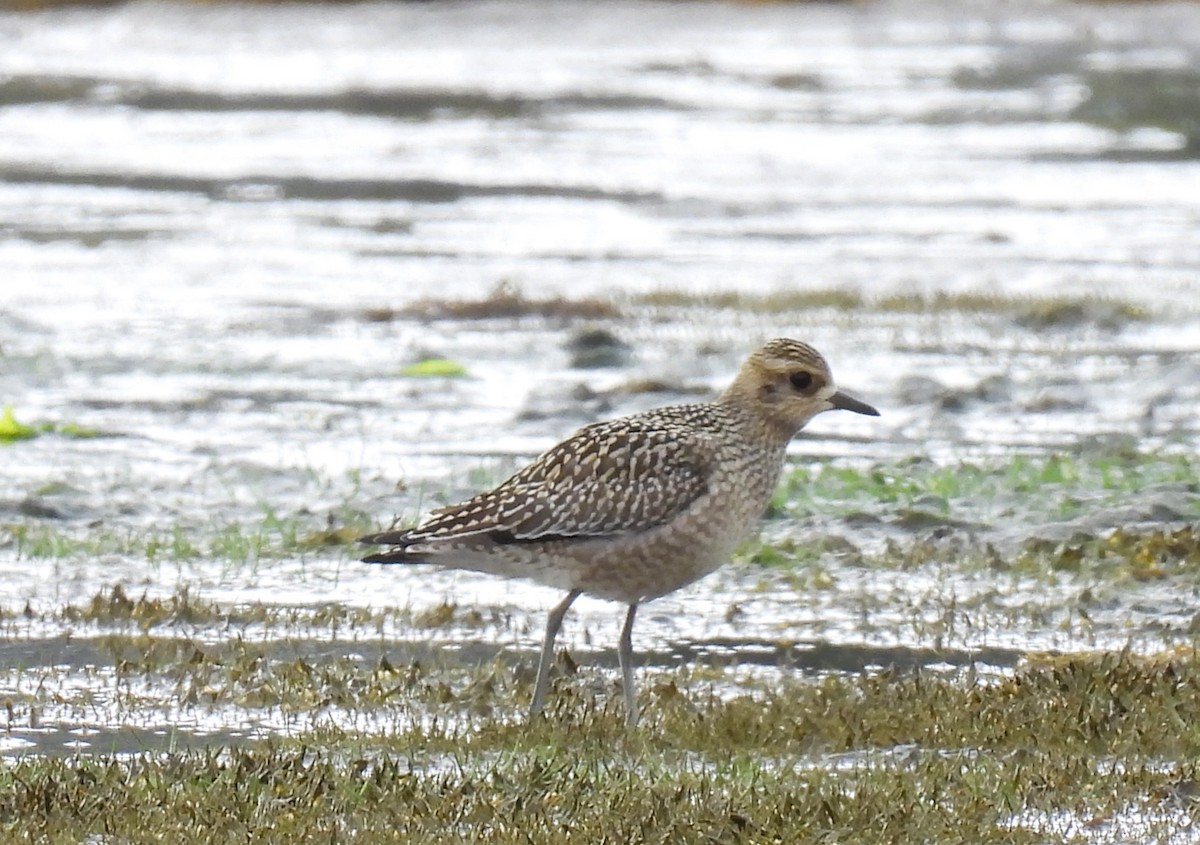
716,392,806,448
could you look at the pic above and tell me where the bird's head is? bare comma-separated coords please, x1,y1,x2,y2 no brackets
721,338,879,437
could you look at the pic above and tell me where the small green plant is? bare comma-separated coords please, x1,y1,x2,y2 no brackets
775,448,1200,523
0,405,37,442
0,406,104,442
399,358,469,378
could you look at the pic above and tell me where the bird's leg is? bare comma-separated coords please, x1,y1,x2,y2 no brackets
530,589,582,717
619,602,640,727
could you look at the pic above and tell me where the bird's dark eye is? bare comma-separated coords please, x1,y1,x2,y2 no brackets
789,371,813,391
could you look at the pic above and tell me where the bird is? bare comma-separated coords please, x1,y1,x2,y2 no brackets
360,338,879,726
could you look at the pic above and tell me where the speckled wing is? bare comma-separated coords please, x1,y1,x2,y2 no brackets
363,414,717,554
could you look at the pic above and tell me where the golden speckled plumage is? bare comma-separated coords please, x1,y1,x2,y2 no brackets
410,409,719,547
361,338,879,725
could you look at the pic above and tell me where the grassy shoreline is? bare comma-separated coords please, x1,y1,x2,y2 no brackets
2,650,1199,843
2,448,1199,842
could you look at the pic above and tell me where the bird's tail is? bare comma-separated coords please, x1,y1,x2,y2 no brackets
358,530,428,565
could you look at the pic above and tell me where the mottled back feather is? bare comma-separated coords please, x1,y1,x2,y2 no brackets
362,406,733,553
419,409,720,543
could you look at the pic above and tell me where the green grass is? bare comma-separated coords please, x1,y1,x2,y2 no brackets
749,449,1200,589
8,448,1194,566
2,650,1199,843
2,447,1197,842
4,486,1200,845
3,504,373,563
771,447,1200,523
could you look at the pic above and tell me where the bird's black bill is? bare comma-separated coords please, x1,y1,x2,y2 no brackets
830,390,880,416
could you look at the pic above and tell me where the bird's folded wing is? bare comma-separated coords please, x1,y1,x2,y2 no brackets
411,421,716,544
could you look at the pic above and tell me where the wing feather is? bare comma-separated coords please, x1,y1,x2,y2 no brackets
409,417,715,544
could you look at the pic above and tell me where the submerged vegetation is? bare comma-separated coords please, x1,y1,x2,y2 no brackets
0,405,103,443
398,357,470,378
773,447,1200,523
355,284,1159,331
377,281,621,323
1,648,1199,843
2,447,1198,842
3,0,1197,837
634,289,1153,325
4,504,371,564
5,446,1194,565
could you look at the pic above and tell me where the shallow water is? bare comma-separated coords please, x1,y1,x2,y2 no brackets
2,0,1200,765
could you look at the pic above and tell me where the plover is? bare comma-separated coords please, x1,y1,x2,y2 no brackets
361,338,879,725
